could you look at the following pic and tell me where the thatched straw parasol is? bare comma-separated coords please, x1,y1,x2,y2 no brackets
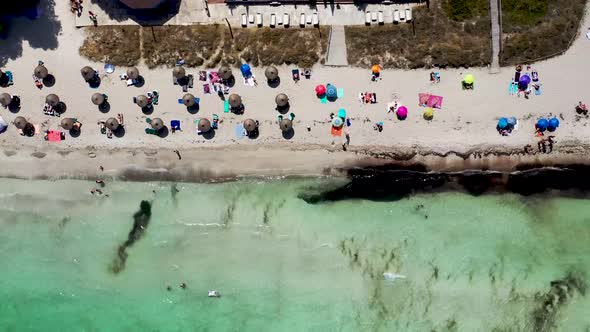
0,93,11,106
275,93,289,107
243,118,256,132
198,118,211,133
182,93,196,107
81,66,95,81
265,66,278,81
229,94,242,108
219,65,232,80
34,65,48,79
136,95,149,108
13,116,27,129
106,118,120,131
127,67,140,80
61,118,74,130
173,66,186,79
280,119,292,132
91,93,105,105
46,94,60,107
150,118,164,131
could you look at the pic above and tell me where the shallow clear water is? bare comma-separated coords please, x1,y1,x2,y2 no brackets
0,178,589,331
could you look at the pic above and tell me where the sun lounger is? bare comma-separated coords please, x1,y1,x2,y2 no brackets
371,12,377,21
270,13,276,27
248,14,254,24
378,11,384,25
283,13,290,27
277,14,283,25
405,8,412,22
306,14,312,25
365,11,371,25
256,13,262,27
399,8,406,22
300,13,305,27
312,12,319,26
393,9,400,23
241,13,247,27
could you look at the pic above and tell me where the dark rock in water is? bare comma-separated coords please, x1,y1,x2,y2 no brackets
301,164,590,203
110,200,152,274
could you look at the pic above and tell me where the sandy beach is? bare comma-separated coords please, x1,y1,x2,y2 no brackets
2,1,590,180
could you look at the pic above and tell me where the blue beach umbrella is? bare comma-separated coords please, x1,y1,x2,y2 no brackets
497,117,508,129
326,85,337,99
536,118,549,132
548,117,560,131
240,64,252,77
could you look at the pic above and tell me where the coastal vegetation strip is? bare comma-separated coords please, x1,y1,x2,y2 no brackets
80,25,329,68
345,2,491,68
501,0,587,65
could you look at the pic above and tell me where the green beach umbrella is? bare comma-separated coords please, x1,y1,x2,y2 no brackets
46,94,60,107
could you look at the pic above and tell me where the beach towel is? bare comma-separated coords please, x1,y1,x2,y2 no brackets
199,71,207,81
418,93,430,106
320,96,327,104
427,95,443,109
224,100,230,113
209,71,221,84
244,75,257,87
337,88,344,98
47,130,63,142
331,126,343,136
171,120,181,131
203,84,211,94
234,124,246,139
535,86,542,96
104,64,115,74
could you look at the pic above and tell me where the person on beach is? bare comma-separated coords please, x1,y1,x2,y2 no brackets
173,150,182,160
180,282,187,289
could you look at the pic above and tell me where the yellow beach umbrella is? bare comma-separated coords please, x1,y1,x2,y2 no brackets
463,74,474,84
423,107,434,120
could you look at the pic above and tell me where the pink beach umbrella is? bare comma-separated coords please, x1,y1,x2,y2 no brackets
315,84,326,96
396,106,408,120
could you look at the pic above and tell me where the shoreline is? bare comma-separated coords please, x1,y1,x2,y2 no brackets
4,143,590,183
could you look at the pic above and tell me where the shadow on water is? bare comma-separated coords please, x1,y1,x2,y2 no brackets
300,164,590,204
0,0,61,66
89,0,181,25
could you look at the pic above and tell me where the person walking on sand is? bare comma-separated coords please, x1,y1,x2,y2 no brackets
173,150,182,160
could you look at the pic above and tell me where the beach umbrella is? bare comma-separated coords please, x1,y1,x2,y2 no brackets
91,93,105,105
127,67,139,80
463,74,474,84
150,118,164,131
34,65,48,79
497,117,508,129
0,116,7,133
338,108,346,119
265,66,278,81
548,117,560,131
105,117,120,131
198,118,212,133
332,117,343,127
519,75,531,86
243,118,256,132
280,119,292,132
371,64,381,73
182,93,196,107
326,85,337,99
219,65,232,80
397,106,408,119
0,93,11,106
229,94,242,108
275,93,289,107
13,116,27,129
136,95,149,108
81,66,95,81
240,63,251,77
173,66,186,79
46,94,60,107
61,118,74,130
536,118,549,132
423,107,434,120
315,85,326,96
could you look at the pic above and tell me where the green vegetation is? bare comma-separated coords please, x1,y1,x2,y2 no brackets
346,3,491,68
442,0,488,21
80,25,329,69
501,0,586,65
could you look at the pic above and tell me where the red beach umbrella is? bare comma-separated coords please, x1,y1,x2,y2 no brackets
315,84,326,96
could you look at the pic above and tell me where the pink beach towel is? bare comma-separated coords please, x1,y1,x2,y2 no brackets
418,93,430,106
427,95,443,109
47,130,62,142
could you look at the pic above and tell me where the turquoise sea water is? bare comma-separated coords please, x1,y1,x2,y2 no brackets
0,178,589,331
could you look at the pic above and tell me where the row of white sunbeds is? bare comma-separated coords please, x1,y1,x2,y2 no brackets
365,7,413,25
241,12,319,28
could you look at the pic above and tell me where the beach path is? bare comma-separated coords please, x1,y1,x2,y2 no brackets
489,0,502,73
326,25,349,67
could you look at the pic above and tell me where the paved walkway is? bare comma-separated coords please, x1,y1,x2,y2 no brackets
489,0,501,72
326,25,348,66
